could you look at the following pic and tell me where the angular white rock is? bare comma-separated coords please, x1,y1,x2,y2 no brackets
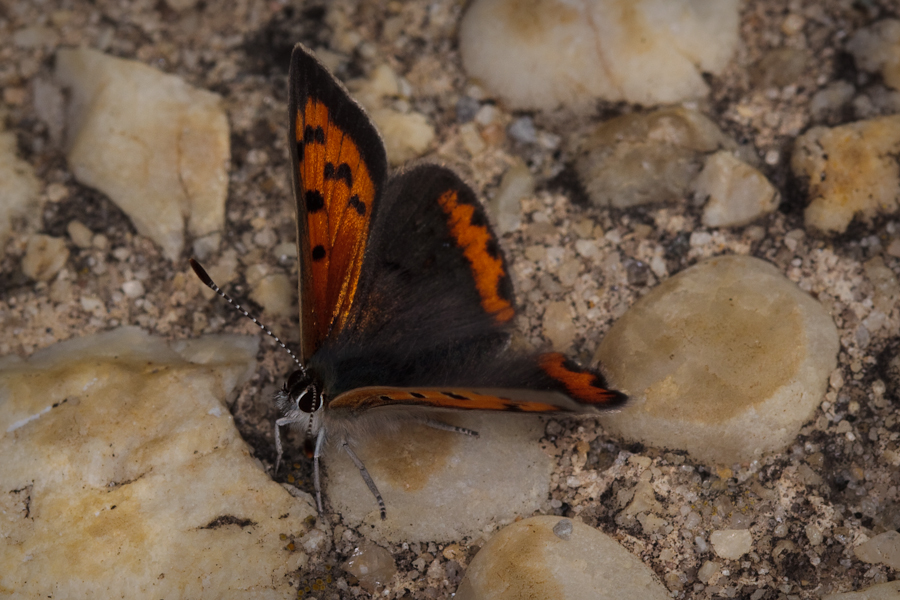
55,47,229,261
695,151,779,228
594,255,839,465
325,413,552,542
0,327,317,597
710,529,753,560
460,0,740,109
456,516,669,600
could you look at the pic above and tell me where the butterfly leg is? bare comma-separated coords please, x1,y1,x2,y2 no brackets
421,418,479,437
340,440,387,520
313,427,326,517
273,416,297,474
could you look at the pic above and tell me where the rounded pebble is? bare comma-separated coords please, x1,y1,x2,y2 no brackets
456,516,669,600
595,255,839,465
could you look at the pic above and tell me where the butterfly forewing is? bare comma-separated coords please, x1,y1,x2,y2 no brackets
290,46,388,361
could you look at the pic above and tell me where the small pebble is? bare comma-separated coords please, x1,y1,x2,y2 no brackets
67,220,94,248
710,529,752,560
22,234,69,282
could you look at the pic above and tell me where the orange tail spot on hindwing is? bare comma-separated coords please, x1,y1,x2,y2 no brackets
437,190,515,323
539,353,625,406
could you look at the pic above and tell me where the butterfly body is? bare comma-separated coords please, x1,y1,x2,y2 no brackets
259,45,626,519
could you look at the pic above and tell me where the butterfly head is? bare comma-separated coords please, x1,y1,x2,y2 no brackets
282,369,322,414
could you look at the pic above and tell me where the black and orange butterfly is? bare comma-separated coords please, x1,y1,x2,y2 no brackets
193,44,625,520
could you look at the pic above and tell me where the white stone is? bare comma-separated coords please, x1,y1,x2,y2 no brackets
594,255,839,465
325,413,552,542
0,131,40,259
710,529,752,560
121,279,145,299
249,272,294,318
489,161,533,234
55,47,229,261
456,516,669,600
459,0,740,110
0,328,318,597
695,151,779,228
792,115,900,234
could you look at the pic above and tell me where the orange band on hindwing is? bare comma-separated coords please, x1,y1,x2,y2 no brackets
437,190,515,323
539,353,623,406
330,387,561,413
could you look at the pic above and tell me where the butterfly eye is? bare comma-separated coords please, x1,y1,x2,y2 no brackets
296,386,322,413
286,370,321,413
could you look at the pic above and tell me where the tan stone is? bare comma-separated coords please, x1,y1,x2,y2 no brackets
792,115,900,233
0,328,316,598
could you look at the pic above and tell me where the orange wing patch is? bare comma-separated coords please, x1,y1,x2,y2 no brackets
437,190,515,323
330,387,562,413
539,353,625,406
296,98,377,343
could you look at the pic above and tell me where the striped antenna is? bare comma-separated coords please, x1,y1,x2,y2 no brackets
189,258,305,373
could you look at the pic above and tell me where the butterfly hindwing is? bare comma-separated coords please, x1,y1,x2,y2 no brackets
328,352,626,414
289,44,388,361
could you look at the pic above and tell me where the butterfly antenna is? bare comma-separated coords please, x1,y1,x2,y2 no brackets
189,258,305,373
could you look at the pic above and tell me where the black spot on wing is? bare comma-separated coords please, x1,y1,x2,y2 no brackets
312,245,326,260
486,239,501,259
304,125,325,144
306,190,325,212
469,209,487,228
296,141,304,162
348,195,366,216
325,162,353,187
442,391,469,400
410,392,426,398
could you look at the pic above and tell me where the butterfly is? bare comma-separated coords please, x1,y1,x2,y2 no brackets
192,44,626,520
